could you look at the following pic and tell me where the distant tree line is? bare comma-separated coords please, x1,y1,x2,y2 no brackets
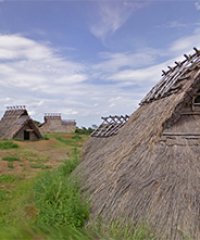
75,125,97,135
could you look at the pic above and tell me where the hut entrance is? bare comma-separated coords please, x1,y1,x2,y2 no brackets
24,130,30,140
194,95,200,104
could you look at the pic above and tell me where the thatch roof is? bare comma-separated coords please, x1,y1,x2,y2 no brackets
0,106,42,139
75,48,200,240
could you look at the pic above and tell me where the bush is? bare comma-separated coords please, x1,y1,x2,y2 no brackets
0,141,19,150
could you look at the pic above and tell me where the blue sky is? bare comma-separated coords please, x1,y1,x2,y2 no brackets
0,0,199,126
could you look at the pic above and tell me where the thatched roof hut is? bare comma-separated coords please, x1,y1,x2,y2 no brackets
39,113,76,134
0,106,42,140
75,48,200,240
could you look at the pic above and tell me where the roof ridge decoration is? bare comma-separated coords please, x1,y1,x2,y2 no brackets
6,105,26,110
140,47,200,104
91,115,129,138
44,113,61,116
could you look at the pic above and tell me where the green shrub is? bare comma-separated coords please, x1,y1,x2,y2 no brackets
0,141,19,150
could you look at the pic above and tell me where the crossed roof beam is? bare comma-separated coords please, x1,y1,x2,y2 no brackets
91,115,129,138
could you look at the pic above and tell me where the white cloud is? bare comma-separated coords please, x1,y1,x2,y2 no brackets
90,0,149,40
0,34,144,127
195,0,200,11
94,48,161,72
169,29,200,54
0,26,200,127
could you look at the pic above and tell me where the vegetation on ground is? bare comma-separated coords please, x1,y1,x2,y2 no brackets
0,133,155,240
0,140,19,150
3,156,20,162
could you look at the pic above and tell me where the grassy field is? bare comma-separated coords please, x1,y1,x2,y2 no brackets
0,133,155,240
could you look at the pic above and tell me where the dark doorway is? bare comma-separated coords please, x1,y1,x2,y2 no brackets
24,130,30,140
194,95,200,104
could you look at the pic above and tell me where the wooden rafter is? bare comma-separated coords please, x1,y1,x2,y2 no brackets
91,115,129,138
141,47,200,104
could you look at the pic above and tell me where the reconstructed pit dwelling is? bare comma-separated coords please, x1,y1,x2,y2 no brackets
39,113,76,134
75,48,200,240
0,106,42,140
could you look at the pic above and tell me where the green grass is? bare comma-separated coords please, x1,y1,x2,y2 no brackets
93,222,155,240
30,163,50,169
55,136,80,146
3,156,20,162
0,174,20,183
34,148,89,229
20,149,49,163
0,190,8,201
0,141,19,150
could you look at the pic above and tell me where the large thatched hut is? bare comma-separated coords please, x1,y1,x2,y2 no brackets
39,113,76,134
0,106,42,140
75,48,200,240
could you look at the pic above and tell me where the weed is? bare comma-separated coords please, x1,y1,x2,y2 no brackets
43,135,49,140
30,163,50,169
0,190,8,201
7,162,14,169
0,174,20,183
3,156,20,162
34,149,89,228
55,133,82,147
0,141,19,150
60,148,79,176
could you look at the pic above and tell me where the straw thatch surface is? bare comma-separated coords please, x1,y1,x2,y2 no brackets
0,107,42,140
75,49,200,240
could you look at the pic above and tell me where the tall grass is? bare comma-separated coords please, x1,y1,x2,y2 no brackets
34,147,89,229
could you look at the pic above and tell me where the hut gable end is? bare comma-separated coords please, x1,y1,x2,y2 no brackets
0,106,42,140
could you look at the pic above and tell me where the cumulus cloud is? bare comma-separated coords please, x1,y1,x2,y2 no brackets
0,34,144,126
0,34,89,123
0,27,200,127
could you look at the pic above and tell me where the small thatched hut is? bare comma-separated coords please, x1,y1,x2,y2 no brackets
75,48,200,240
0,106,42,140
39,113,76,134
